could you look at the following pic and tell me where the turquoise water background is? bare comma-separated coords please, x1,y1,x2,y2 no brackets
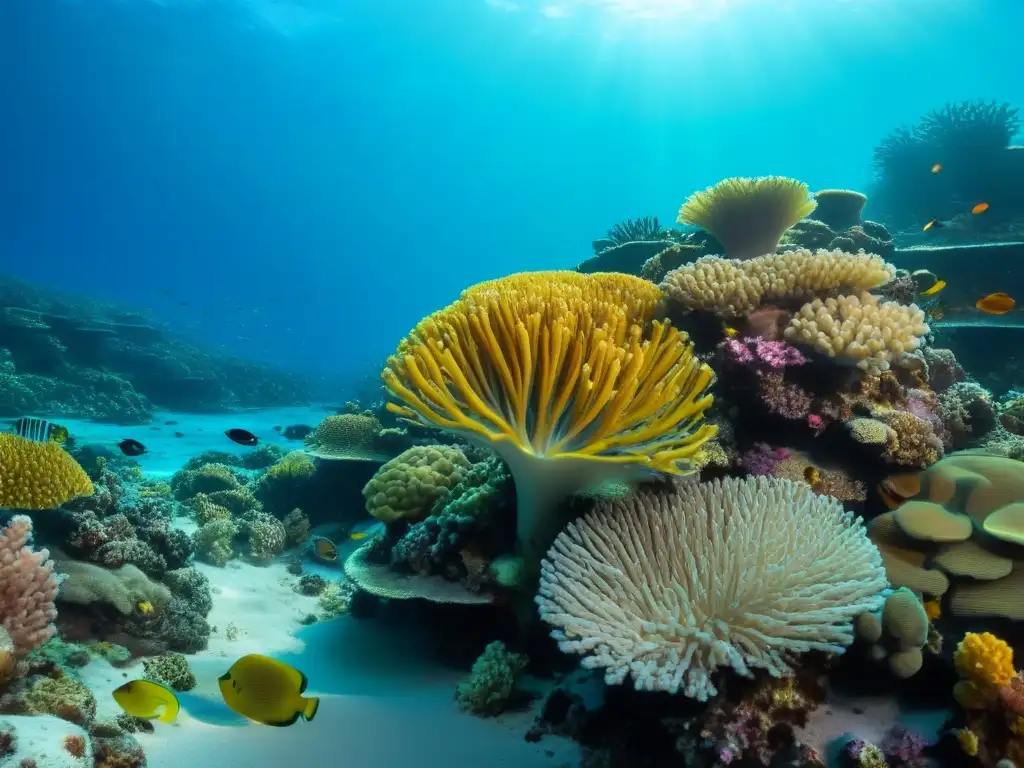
4,0,1023,385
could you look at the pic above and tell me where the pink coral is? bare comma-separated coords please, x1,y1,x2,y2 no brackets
723,338,807,369
0,516,58,655
1000,672,1024,715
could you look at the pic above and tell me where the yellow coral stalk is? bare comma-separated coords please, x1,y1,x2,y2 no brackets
383,271,717,576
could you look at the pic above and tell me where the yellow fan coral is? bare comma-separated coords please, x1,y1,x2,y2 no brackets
383,270,717,576
677,176,817,260
0,433,93,509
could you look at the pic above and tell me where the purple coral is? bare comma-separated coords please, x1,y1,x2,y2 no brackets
741,443,791,476
723,338,807,369
758,370,814,419
882,726,927,767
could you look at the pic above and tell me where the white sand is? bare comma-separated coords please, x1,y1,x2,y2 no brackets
63,407,579,767
0,714,92,768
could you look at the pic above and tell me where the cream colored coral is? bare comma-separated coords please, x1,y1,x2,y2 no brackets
363,445,472,524
848,418,895,446
784,292,928,373
660,249,895,316
536,477,888,701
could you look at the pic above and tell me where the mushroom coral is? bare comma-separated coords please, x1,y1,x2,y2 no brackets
382,270,717,580
677,176,817,260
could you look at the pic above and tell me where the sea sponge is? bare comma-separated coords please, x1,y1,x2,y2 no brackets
383,270,716,578
303,414,390,461
142,652,196,691
882,587,929,649
784,292,929,374
677,176,817,259
954,631,1014,708
0,433,93,509
812,189,868,231
661,249,895,317
363,446,472,524
455,641,528,717
536,476,887,701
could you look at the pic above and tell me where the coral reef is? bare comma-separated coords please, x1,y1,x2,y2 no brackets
383,270,716,586
455,641,529,717
537,477,887,701
0,276,309,419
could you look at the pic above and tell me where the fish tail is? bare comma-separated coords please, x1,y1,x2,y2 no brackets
302,696,320,722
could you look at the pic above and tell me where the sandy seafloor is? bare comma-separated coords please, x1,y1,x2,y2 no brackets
51,406,949,767
55,407,580,768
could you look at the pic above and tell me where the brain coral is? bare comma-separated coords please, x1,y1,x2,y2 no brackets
537,476,887,701
303,414,390,461
363,445,472,524
0,433,93,509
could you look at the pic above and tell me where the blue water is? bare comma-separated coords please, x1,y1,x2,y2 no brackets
4,0,1022,389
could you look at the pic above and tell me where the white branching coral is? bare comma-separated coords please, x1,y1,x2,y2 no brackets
784,292,929,374
536,477,887,701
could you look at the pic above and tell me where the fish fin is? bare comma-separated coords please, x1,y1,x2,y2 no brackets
158,700,180,724
303,696,319,722
297,669,308,694
266,711,302,727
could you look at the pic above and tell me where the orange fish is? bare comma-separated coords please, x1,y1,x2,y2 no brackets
931,163,942,174
312,537,338,561
976,292,1016,315
923,218,944,232
971,201,990,215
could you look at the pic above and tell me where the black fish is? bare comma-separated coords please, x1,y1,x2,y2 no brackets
165,420,179,425
282,424,314,440
174,432,185,438
273,425,282,432
225,428,259,446
118,439,147,456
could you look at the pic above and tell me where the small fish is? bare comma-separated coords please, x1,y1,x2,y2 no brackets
348,520,385,541
118,439,147,457
165,420,179,425
971,201,990,215
174,431,185,438
218,654,320,727
923,218,945,232
10,416,57,443
931,163,942,174
150,426,161,431
113,680,180,724
312,537,338,560
921,279,946,297
225,428,259,446
723,326,738,338
976,292,1016,315
803,466,820,486
137,601,154,615
926,305,945,321
273,425,282,432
